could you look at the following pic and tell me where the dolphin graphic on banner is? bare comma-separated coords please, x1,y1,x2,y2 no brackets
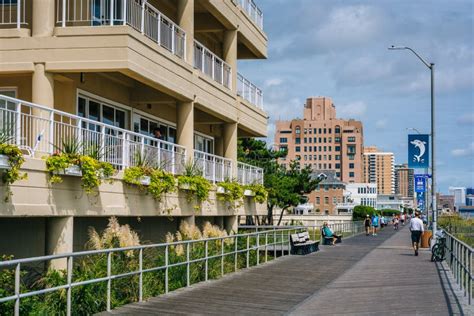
410,139,426,163
408,134,429,168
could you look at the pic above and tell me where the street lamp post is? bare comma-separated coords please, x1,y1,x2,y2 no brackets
389,46,437,238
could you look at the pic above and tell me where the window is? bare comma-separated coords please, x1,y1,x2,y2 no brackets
309,146,312,152
335,137,341,143
313,137,317,143
335,126,341,134
328,128,332,134
348,136,356,142
295,138,301,144
349,172,355,177
295,146,301,152
313,155,317,160
319,146,322,151
323,146,327,151
304,155,307,161
324,138,327,143
316,197,320,204
333,197,337,204
313,128,317,134
309,137,312,143
328,163,332,168
304,128,307,134
78,94,127,136
279,137,288,143
324,197,329,204
194,134,214,154
328,155,332,161
347,145,356,154
328,137,332,143
318,128,322,134
328,146,332,151
348,154,355,160
335,155,341,160
335,146,341,151
296,155,301,160
335,163,340,169
319,155,322,160
349,163,354,169
323,155,327,160
313,146,317,152
295,126,301,134
336,172,340,178
323,128,327,134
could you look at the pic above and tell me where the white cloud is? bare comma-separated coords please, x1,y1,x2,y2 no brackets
264,78,283,87
337,101,368,119
451,142,474,157
375,119,387,130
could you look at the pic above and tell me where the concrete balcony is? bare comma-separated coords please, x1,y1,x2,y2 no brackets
232,0,264,30
193,40,232,89
237,73,263,110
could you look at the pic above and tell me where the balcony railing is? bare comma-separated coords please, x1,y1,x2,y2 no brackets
0,95,186,174
55,0,186,59
0,0,26,27
237,73,264,110
193,40,232,89
233,0,263,30
194,150,232,183
237,162,263,185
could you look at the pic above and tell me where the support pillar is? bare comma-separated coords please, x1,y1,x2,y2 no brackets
46,216,73,270
177,102,194,162
223,122,238,178
178,0,194,63
223,30,238,92
224,216,238,234
32,63,54,107
32,0,55,37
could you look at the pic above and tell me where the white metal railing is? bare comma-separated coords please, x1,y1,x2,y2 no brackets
445,232,473,305
194,150,232,183
237,161,263,185
0,227,304,315
233,0,263,30
0,95,186,174
0,0,26,27
193,40,232,89
237,73,264,109
56,0,186,59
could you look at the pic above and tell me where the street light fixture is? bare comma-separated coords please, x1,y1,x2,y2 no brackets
389,45,437,238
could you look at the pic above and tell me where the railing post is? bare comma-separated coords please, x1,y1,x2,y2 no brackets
110,0,114,26
139,248,143,302
211,55,215,81
121,133,128,169
265,232,268,263
49,110,54,154
246,235,250,268
165,245,169,293
123,0,127,25
16,0,21,29
201,46,205,71
140,0,145,34
157,13,161,44
15,102,21,146
100,125,106,161
212,156,216,183
14,263,20,316
205,240,208,282
183,33,187,61
107,252,112,311
273,229,276,258
66,256,73,316
186,243,190,287
221,238,224,277
281,230,284,257
62,0,66,27
287,230,290,256
256,232,260,265
234,236,238,272
171,24,175,55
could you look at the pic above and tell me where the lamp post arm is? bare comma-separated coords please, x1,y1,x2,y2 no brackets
404,47,432,69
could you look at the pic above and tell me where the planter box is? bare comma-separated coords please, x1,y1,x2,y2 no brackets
0,154,10,169
55,165,82,177
216,186,227,194
244,189,255,197
139,176,151,186
179,183,192,190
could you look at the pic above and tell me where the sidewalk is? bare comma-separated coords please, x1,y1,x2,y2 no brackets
288,226,464,315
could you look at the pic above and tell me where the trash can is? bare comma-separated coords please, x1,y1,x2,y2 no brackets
421,230,432,248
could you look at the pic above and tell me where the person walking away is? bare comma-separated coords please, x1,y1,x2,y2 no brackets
400,213,405,226
364,215,371,236
371,214,379,236
393,216,399,230
409,212,424,256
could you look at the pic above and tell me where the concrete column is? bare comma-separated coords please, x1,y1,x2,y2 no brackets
223,122,238,177
33,0,55,37
177,101,194,161
32,63,54,107
224,216,238,234
178,0,194,63
223,30,238,92
214,135,224,156
46,216,74,270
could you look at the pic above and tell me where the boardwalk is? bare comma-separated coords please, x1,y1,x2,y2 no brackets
103,226,467,315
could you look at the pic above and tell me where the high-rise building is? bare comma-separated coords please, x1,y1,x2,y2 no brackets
395,163,414,199
449,187,466,208
363,146,395,195
274,97,364,183
0,0,267,266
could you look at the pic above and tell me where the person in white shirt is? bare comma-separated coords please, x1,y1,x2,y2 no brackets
409,212,424,256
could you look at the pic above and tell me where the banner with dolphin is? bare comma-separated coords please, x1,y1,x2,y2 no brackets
408,134,430,168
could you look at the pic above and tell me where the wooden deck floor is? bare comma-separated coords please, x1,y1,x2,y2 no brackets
101,226,467,315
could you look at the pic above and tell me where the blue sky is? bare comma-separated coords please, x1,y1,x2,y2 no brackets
239,0,474,194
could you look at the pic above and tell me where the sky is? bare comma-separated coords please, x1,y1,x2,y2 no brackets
239,0,474,194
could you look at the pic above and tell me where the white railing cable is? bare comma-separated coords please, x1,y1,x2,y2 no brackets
237,73,264,109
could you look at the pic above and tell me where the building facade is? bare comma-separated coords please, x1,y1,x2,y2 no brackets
449,187,467,208
395,163,414,199
307,171,346,215
274,97,364,183
436,194,455,212
0,0,268,265
363,146,395,195
376,194,403,211
344,183,377,209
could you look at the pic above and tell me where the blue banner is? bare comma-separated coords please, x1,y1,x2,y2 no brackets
408,134,429,168
416,192,425,211
414,175,426,193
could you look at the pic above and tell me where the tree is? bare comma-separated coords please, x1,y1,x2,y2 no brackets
353,205,377,221
238,139,319,225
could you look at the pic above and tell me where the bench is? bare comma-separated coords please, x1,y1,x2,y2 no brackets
321,227,342,245
290,231,319,255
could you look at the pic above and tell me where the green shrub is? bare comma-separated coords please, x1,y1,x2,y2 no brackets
244,183,268,204
352,205,377,220
0,143,27,202
123,166,176,201
217,180,244,209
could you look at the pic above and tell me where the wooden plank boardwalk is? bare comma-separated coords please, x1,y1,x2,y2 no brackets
101,226,467,315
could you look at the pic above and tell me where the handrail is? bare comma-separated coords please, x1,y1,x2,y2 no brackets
0,227,305,315
193,40,232,89
237,73,264,110
55,0,186,59
444,231,473,305
194,150,232,183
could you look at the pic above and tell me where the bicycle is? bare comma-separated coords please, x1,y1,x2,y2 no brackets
431,230,446,262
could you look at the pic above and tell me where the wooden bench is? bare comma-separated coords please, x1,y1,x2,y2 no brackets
290,231,319,255
321,227,342,245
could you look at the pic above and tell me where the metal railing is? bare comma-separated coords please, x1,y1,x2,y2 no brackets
0,0,26,27
237,73,264,110
0,227,304,315
233,0,263,30
0,94,186,174
56,0,186,59
237,161,264,185
445,232,473,305
193,40,232,89
194,150,232,183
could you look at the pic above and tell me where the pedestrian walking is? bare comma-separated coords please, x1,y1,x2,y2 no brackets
364,214,371,236
400,213,405,226
393,217,399,230
371,214,379,236
409,212,424,256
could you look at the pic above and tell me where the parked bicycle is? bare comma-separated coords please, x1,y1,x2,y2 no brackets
431,230,446,262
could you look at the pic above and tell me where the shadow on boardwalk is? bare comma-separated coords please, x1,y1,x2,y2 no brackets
101,226,466,315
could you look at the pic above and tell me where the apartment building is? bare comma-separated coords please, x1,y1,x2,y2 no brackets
363,146,395,195
395,163,414,199
274,97,364,183
0,0,268,265
307,171,346,215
